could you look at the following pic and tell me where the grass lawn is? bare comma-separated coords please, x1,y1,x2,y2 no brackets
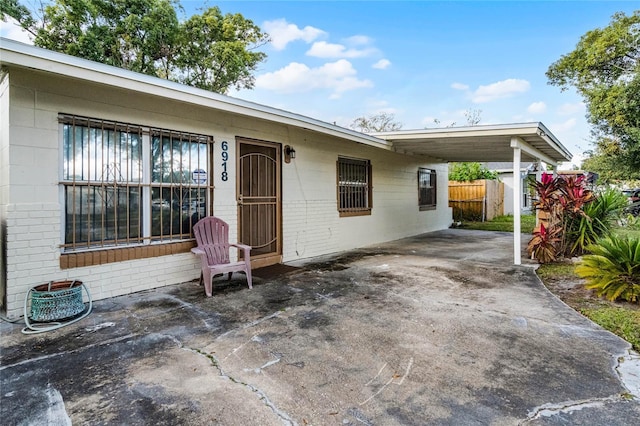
537,262,640,352
612,226,640,240
461,215,640,352
457,214,536,233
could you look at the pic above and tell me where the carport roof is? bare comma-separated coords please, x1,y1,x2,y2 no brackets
374,123,573,164
1,38,572,165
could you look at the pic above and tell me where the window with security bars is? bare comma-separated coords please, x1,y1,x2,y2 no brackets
418,168,437,210
337,157,372,217
60,114,212,252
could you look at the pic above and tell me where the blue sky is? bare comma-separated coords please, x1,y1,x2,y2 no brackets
3,1,638,167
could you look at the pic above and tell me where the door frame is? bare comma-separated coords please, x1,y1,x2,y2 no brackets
236,137,283,269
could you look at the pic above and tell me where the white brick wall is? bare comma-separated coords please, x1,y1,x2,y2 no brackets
3,201,202,318
1,67,453,319
279,129,452,262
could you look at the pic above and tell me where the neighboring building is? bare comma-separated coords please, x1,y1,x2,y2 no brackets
484,162,538,216
0,39,572,318
482,165,599,216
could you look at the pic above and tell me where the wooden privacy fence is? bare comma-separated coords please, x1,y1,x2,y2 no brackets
449,179,504,222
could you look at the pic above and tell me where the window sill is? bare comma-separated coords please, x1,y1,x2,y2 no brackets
339,209,372,218
419,205,437,211
60,241,196,269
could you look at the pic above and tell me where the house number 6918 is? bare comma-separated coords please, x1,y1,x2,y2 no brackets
221,141,229,181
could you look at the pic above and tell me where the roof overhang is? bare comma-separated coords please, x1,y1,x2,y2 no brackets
374,123,573,165
1,38,572,165
0,38,389,150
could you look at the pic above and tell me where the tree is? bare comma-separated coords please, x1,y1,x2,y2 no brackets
175,7,267,93
463,108,482,126
349,112,402,133
448,162,498,182
546,11,640,170
431,108,482,128
0,0,35,31
2,0,269,94
581,137,640,183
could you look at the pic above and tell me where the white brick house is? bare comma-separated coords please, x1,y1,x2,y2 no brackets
0,39,572,318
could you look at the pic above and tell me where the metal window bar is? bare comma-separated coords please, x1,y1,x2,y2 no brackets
338,157,370,212
149,128,213,243
59,114,213,252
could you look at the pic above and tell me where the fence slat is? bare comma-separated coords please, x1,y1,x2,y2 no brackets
449,180,504,221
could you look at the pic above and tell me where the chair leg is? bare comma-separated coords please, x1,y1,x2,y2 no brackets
203,269,213,297
245,267,253,289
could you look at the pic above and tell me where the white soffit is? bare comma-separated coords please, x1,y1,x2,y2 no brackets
374,123,573,163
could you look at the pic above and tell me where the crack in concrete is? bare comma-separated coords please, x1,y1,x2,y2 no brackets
520,394,625,424
162,311,297,426
183,344,297,426
519,349,640,424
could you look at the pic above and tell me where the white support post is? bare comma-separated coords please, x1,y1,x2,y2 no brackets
512,140,522,265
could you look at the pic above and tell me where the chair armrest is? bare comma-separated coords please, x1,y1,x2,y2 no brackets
230,243,251,255
191,247,205,255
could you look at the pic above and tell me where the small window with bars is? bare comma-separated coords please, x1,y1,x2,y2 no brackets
337,156,372,217
60,114,213,252
418,168,437,210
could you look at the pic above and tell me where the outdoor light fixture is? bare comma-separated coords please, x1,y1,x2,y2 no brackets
284,145,296,163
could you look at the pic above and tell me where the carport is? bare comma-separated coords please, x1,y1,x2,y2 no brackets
375,122,574,264
3,229,638,425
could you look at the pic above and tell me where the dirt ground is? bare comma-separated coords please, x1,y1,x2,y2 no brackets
538,262,640,314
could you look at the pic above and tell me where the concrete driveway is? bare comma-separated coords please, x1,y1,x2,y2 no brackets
1,229,639,425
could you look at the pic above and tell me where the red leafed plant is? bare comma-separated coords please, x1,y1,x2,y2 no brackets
528,172,595,263
527,222,563,264
530,172,561,213
557,174,594,216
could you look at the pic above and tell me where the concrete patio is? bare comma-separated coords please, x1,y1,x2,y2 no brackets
1,229,639,425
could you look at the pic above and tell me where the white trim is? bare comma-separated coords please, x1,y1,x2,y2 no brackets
376,123,573,163
512,141,522,265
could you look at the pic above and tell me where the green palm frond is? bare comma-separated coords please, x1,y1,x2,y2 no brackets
576,235,640,303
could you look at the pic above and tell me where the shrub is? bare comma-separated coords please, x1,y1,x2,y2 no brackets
575,235,640,303
448,162,498,182
565,187,629,256
527,223,562,264
527,173,595,262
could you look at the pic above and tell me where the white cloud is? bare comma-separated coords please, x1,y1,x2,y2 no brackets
255,59,373,98
557,102,585,116
527,101,547,114
551,118,577,132
0,18,33,44
372,59,391,70
451,82,469,91
472,78,530,103
263,19,326,50
306,41,375,58
345,35,372,45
